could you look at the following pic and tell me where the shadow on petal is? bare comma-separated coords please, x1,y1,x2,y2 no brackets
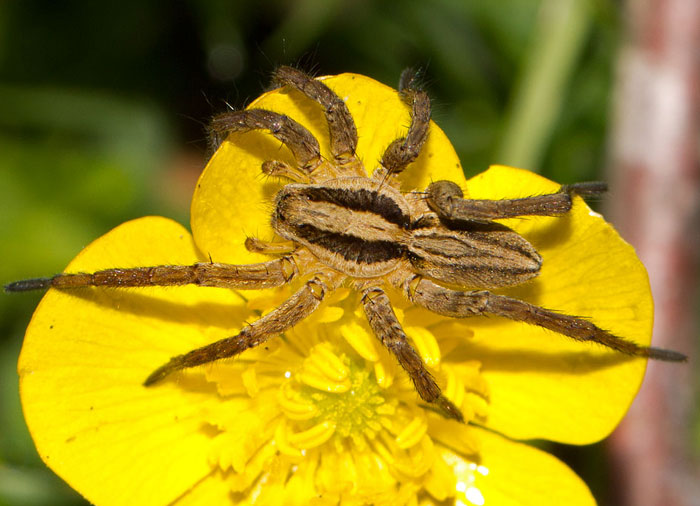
57,287,252,329
451,341,635,373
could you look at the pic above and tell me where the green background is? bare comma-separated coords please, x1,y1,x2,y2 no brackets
0,1,620,504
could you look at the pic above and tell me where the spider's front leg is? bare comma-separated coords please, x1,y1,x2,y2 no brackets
4,257,297,292
380,68,431,176
404,277,687,362
274,66,358,165
426,180,608,222
144,275,330,385
210,108,321,174
361,286,464,422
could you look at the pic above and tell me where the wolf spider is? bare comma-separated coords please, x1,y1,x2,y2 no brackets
6,66,686,422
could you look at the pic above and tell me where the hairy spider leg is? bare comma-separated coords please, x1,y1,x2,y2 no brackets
210,108,321,177
244,237,297,255
144,276,329,385
397,67,420,93
404,277,687,362
274,66,358,166
362,286,464,422
380,69,431,176
4,258,297,292
426,180,609,222
261,160,310,183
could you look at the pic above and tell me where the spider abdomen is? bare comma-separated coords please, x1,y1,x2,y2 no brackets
407,227,542,289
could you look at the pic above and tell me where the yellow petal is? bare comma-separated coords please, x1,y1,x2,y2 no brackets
172,473,232,505
190,73,465,263
440,427,595,506
18,217,248,506
463,165,652,444
428,418,481,457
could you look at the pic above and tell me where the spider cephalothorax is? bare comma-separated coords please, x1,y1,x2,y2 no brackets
6,66,685,421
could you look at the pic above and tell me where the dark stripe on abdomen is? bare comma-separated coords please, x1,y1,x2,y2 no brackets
299,187,410,229
412,231,541,264
296,224,406,264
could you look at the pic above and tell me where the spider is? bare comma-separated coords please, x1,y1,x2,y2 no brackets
6,66,686,422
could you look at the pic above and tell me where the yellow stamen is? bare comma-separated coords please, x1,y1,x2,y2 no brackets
277,383,319,420
299,368,351,392
374,358,395,389
405,326,441,367
341,321,379,361
287,420,337,449
314,306,345,323
444,365,466,409
241,366,259,397
395,415,428,449
274,419,304,457
309,343,350,382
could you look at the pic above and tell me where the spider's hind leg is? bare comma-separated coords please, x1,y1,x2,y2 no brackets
361,286,464,422
405,277,687,362
426,180,608,222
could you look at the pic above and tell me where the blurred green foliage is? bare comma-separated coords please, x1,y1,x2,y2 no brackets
0,0,620,504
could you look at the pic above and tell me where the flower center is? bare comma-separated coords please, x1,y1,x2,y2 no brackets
277,342,396,452
205,312,491,504
303,356,390,439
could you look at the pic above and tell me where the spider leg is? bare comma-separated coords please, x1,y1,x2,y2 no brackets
244,237,296,255
426,180,608,222
261,159,310,183
274,66,358,164
361,286,464,422
4,257,297,292
210,108,321,172
404,276,687,362
144,276,328,385
380,68,431,175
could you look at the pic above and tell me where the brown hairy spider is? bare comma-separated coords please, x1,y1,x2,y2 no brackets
6,66,686,422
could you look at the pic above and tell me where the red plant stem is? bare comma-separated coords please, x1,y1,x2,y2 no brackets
606,0,700,505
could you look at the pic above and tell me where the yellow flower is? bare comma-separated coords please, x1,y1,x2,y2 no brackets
18,73,653,505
